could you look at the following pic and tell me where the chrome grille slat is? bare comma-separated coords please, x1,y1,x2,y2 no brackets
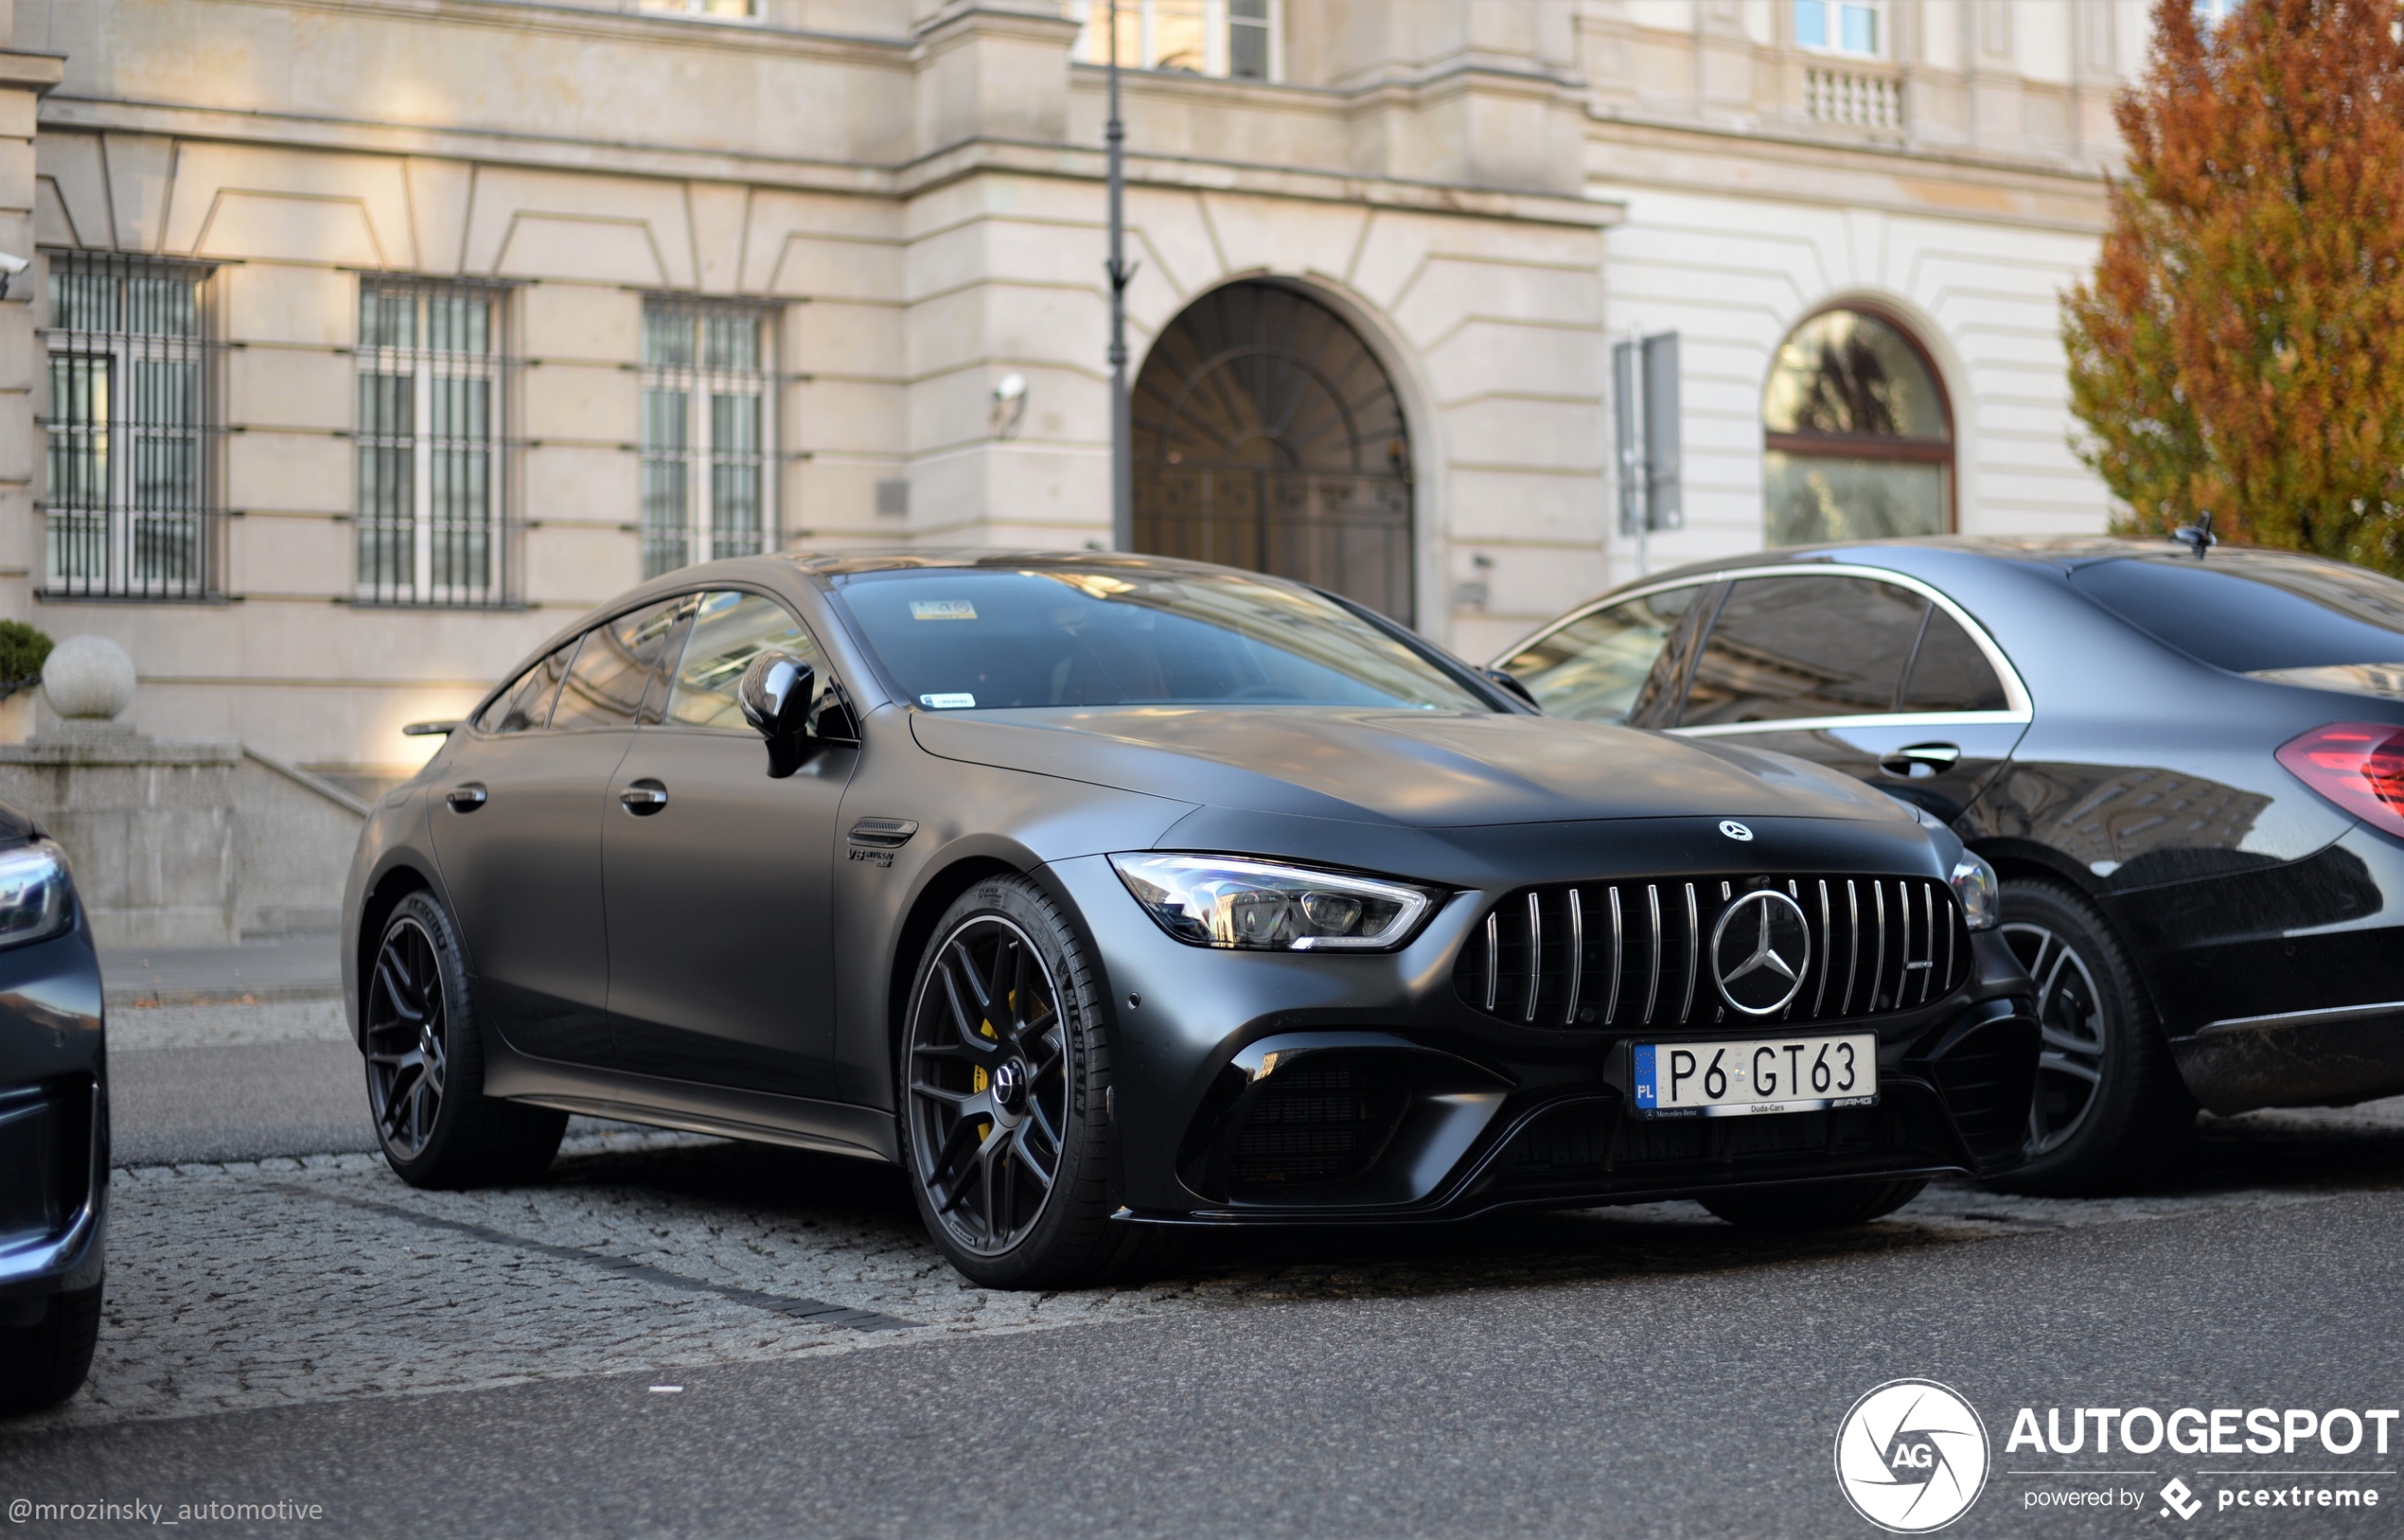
1842,879,1860,1016
1604,886,1623,1025
1482,912,1498,1012
1941,879,1955,991
1921,881,1937,1004
1812,879,1831,1018
1523,890,1542,1024
1678,882,1700,1023
1564,888,1583,1027
1643,884,1662,1025
1871,881,1888,1013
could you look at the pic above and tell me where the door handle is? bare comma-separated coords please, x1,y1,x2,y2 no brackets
620,779,669,815
446,784,488,812
1878,743,1962,780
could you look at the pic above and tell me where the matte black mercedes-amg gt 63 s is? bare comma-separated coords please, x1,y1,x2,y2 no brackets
0,802,107,1415
346,552,2038,1285
1499,536,2404,1194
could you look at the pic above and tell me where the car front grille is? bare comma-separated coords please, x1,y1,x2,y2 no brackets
1453,874,1968,1029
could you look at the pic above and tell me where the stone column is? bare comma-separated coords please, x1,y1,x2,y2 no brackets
0,6,61,634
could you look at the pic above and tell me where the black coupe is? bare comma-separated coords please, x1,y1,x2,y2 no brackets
346,552,2036,1285
1500,536,2404,1192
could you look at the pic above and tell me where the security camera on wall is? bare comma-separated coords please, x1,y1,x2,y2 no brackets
0,251,26,301
990,371,1029,440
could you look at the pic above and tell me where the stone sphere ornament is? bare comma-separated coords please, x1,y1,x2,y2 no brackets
43,634,137,721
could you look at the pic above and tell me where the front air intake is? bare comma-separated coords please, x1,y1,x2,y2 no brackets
1224,1058,1409,1193
1453,874,1969,1029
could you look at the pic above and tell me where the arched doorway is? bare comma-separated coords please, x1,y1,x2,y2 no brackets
1761,308,1953,546
1132,283,1416,624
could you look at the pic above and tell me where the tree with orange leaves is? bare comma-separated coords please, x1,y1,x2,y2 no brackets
2063,0,2404,572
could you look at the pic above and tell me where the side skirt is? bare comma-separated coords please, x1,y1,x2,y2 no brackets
485,1047,898,1163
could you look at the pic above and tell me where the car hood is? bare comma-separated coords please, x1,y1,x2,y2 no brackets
909,707,1915,830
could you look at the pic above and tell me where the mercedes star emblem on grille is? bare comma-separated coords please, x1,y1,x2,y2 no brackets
1719,820,1754,841
1711,888,1812,1016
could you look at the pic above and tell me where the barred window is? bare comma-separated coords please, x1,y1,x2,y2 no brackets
41,252,215,599
640,298,774,580
1069,0,1282,80
356,280,506,606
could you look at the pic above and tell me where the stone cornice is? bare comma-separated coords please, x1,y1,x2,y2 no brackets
0,51,65,96
1582,115,2110,233
1586,108,2115,189
900,138,1623,226
36,97,1625,228
165,0,913,64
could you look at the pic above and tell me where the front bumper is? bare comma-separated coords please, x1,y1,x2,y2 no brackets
0,923,109,1301
1046,855,2038,1225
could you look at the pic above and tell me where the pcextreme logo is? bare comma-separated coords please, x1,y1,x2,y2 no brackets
1836,1379,1992,1533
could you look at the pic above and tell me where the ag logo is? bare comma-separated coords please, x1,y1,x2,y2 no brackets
1834,1379,1989,1533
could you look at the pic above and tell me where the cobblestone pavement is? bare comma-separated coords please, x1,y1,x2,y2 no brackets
14,1090,2397,1439
9,1000,2388,1440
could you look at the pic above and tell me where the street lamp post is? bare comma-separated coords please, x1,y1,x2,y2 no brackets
1105,0,1135,552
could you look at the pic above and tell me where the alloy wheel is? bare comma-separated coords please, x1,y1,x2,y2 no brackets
2003,920,2109,1157
364,916,450,1161
905,915,1070,1257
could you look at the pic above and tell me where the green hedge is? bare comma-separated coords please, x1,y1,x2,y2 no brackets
0,622,53,699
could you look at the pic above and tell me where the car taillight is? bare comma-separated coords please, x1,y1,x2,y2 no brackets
2275,722,2404,840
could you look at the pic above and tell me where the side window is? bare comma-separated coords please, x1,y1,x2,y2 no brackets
1679,575,1927,726
551,598,686,733
476,643,574,735
1901,608,2009,713
665,590,822,730
1503,586,1706,724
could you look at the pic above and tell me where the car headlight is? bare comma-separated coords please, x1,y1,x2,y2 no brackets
1949,852,2000,932
0,840,72,949
1109,854,1435,951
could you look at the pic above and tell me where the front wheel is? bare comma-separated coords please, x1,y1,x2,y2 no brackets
899,876,1155,1289
0,1284,101,1416
1700,1177,1927,1232
364,892,566,1189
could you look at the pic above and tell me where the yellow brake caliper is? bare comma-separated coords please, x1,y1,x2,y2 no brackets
970,990,1011,1143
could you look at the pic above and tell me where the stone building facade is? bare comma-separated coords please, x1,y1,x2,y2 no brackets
0,0,2145,794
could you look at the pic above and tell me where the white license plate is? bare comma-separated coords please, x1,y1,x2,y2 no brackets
1631,1033,1879,1119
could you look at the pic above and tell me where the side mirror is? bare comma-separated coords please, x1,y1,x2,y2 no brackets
739,651,816,778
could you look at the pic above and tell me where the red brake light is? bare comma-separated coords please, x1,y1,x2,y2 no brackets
2275,722,2404,839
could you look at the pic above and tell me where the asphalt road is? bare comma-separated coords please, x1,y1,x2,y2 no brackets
3,992,2399,1538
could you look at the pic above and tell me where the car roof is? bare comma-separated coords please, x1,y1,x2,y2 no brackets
781,548,1264,581
1621,534,2364,590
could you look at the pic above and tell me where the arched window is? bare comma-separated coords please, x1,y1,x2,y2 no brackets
1132,283,1415,624
1761,309,1952,546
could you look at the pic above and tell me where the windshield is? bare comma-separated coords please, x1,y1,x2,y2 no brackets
2070,554,2404,673
832,566,1491,712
